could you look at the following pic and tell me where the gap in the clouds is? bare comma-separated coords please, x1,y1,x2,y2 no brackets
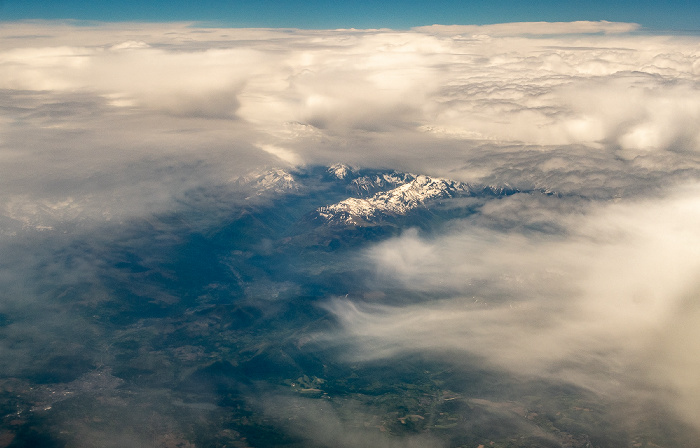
0,164,501,441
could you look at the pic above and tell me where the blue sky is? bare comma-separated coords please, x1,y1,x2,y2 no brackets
1,0,698,31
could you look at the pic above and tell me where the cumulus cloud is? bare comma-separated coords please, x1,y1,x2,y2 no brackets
1,22,699,200
2,22,699,153
324,184,700,429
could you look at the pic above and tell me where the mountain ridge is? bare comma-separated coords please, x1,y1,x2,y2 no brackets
237,163,526,231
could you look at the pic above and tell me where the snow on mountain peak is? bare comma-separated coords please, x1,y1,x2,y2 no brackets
317,174,469,225
328,163,356,180
234,164,521,226
238,168,299,195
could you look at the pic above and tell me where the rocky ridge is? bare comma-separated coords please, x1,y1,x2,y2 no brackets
237,163,522,227
318,171,474,226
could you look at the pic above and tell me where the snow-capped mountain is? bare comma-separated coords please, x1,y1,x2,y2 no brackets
326,163,417,197
237,168,299,195
317,175,472,225
346,171,416,197
1,196,105,233
327,163,357,180
235,164,523,229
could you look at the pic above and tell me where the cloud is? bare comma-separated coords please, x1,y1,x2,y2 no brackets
1,22,698,195
258,143,303,166
2,22,698,155
413,20,641,36
324,184,700,429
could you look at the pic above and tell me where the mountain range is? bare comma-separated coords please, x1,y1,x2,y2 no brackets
238,163,523,232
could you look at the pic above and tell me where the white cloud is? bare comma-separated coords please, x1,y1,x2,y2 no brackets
1,20,698,267
413,21,641,36
2,21,698,161
258,143,303,166
325,184,700,429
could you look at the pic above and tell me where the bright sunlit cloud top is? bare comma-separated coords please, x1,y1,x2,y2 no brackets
1,20,699,222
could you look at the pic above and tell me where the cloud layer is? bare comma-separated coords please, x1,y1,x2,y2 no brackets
1,20,699,228
325,185,700,429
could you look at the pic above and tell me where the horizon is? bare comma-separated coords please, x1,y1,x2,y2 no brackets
1,0,699,32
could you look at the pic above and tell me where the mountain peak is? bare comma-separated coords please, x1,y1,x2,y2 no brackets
317,174,470,226
327,163,357,180
237,168,299,195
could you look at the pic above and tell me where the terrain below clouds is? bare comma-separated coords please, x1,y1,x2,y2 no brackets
1,163,699,447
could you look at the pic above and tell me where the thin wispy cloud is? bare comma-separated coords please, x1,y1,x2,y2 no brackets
325,185,700,427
